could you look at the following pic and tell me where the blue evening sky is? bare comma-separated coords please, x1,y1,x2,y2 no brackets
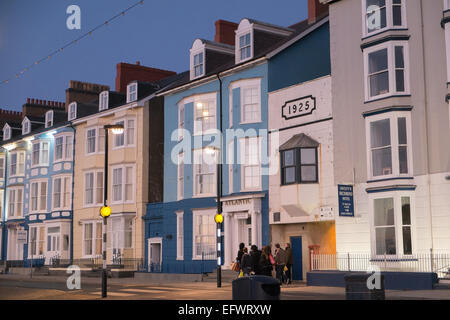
0,0,308,111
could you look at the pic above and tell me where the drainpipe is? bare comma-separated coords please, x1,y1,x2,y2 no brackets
69,125,76,265
419,0,435,251
1,148,8,262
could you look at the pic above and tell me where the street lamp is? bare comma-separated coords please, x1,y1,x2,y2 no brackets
100,124,124,298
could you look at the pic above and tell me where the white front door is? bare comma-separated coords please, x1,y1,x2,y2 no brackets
46,227,60,261
7,228,24,261
237,218,252,248
148,237,162,272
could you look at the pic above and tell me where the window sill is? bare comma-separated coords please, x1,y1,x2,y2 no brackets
361,27,409,41
240,187,262,193
239,120,262,125
83,204,103,209
364,94,411,104
367,176,413,183
192,193,216,199
31,165,49,169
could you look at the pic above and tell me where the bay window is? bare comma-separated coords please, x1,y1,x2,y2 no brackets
363,0,406,37
113,118,135,148
83,221,102,257
8,187,23,218
32,141,50,167
107,215,134,252
371,193,413,256
54,134,73,161
192,209,215,260
194,97,216,135
30,180,48,213
28,225,45,257
53,176,72,210
366,111,411,179
10,151,25,176
84,170,104,206
193,148,216,196
364,41,409,101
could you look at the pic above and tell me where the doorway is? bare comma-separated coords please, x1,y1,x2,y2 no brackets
237,217,252,248
7,228,24,261
148,237,162,272
290,236,303,281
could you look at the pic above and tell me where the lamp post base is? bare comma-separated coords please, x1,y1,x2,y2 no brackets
102,268,107,298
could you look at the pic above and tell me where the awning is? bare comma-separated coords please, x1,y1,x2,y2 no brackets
279,133,319,151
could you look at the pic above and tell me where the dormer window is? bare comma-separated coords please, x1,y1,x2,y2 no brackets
193,52,204,78
239,33,251,61
127,83,137,103
22,118,31,135
3,124,11,141
45,110,53,128
68,102,77,121
99,91,109,111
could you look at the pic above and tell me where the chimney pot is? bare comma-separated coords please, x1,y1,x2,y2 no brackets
308,0,329,24
136,61,140,66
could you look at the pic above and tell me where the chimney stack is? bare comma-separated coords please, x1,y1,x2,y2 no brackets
115,63,176,93
308,0,329,24
214,20,238,46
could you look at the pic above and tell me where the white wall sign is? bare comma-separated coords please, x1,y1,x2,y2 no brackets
17,230,27,242
282,95,316,120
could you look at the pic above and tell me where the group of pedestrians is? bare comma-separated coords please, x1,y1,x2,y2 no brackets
234,242,293,285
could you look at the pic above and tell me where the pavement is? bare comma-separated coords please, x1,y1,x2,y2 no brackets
1,274,450,300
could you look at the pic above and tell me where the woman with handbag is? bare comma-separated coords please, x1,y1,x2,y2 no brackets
233,242,245,277
259,246,273,277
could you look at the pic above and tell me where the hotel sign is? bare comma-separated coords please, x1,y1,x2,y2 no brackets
338,185,354,217
282,95,316,120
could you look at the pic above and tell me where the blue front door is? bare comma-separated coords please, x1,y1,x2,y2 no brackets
290,236,303,280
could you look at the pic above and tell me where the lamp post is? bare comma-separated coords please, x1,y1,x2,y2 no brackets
100,124,124,298
215,74,223,288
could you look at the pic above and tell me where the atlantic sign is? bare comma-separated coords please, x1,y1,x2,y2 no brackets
282,95,316,120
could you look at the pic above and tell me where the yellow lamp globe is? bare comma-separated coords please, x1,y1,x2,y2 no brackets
214,213,224,224
100,206,111,218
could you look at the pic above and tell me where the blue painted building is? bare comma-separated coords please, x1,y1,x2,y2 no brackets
0,100,75,266
144,16,331,274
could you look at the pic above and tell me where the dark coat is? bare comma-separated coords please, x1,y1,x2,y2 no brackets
285,247,293,265
236,250,244,264
241,253,252,271
259,254,272,277
250,250,262,274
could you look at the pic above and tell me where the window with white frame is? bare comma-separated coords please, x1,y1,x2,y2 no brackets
9,151,25,176
193,148,216,196
8,187,23,218
364,41,409,101
193,52,204,78
54,133,73,162
194,97,216,135
178,104,185,141
45,111,53,128
53,175,72,210
99,91,109,111
22,119,30,135
241,86,261,123
363,0,406,37
32,141,49,167
83,221,102,257
84,170,104,206
30,180,48,213
0,156,5,180
3,125,11,141
192,209,215,260
371,193,413,256
366,111,411,179
111,165,134,203
107,215,134,251
446,0,450,10
178,153,184,200
28,225,45,257
127,83,137,103
113,118,135,148
240,137,261,190
238,33,252,62
68,102,77,121
86,127,104,155
176,211,184,260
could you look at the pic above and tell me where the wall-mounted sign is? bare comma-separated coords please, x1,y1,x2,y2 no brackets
17,230,27,242
338,184,354,217
282,95,316,120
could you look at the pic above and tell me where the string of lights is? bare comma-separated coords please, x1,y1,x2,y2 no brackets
0,0,145,86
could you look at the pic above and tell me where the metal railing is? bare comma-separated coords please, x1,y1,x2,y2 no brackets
310,250,450,279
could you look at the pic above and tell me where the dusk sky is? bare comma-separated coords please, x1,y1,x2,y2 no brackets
0,0,307,111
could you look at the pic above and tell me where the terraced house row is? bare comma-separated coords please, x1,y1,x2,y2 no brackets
0,0,449,289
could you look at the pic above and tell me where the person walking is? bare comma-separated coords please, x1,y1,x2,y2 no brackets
250,245,261,275
235,242,245,277
274,243,287,284
259,246,273,277
240,248,252,276
285,243,293,284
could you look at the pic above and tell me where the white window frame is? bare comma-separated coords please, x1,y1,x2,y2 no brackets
192,208,216,260
112,117,136,149
127,83,138,103
28,224,45,258
3,124,11,141
193,93,217,136
0,155,5,180
85,127,105,155
235,22,254,64
111,164,135,204
107,214,134,251
193,148,217,197
369,191,415,257
68,102,77,121
192,51,205,79
29,179,48,213
9,150,25,177
99,91,109,111
176,211,184,260
239,80,261,124
363,41,410,102
52,175,72,211
365,111,412,180
54,132,74,162
45,110,53,128
239,136,262,192
177,152,184,200
31,140,50,167
178,103,185,141
22,118,31,135
82,220,103,258
190,40,206,80
445,0,450,11
362,0,407,38
83,170,104,207
7,187,23,219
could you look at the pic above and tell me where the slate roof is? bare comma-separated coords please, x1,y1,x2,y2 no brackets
279,133,320,151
